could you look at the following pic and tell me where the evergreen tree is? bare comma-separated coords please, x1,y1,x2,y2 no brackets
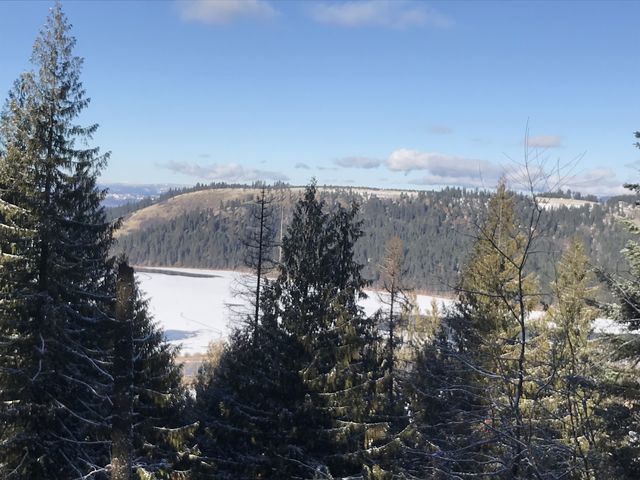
450,181,542,477
527,240,607,478
192,187,304,479
192,316,306,479
273,183,386,478
0,4,115,477
405,320,483,478
127,270,196,479
193,183,388,478
598,176,640,478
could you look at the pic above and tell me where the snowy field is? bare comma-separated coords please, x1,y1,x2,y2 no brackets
136,267,453,355
136,267,624,356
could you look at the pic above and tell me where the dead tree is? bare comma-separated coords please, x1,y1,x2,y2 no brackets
379,235,410,407
241,185,278,342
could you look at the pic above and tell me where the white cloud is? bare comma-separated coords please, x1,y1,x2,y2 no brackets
162,161,288,182
294,162,311,170
309,0,452,29
386,148,504,187
407,164,625,195
177,0,276,24
334,156,382,169
387,148,500,174
526,135,563,149
322,146,623,196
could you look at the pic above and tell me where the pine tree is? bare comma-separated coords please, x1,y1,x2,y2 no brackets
527,240,607,478
404,320,483,478
0,4,115,477
194,183,388,478
451,181,542,477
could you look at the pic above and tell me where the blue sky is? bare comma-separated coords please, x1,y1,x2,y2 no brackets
1,0,639,195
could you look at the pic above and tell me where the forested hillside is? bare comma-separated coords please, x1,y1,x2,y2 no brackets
111,184,632,294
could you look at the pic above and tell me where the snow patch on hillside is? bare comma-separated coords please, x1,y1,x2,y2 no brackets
537,197,597,210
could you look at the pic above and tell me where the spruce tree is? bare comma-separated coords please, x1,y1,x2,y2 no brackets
404,321,483,478
194,183,388,478
0,4,115,477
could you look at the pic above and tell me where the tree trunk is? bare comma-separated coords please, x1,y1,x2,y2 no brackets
112,262,135,480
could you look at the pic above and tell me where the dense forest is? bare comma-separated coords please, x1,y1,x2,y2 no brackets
3,4,640,480
111,184,632,295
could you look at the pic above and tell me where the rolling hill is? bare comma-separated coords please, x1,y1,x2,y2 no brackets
109,183,633,296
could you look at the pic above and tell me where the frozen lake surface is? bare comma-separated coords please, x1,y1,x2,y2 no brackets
136,267,624,355
136,267,453,355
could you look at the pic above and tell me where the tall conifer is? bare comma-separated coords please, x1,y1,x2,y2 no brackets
451,181,541,477
0,4,114,477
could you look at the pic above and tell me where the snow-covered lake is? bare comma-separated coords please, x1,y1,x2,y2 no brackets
136,267,453,355
136,267,625,356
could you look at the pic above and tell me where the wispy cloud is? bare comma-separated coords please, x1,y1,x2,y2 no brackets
294,162,311,170
429,125,453,134
309,0,452,29
334,156,382,169
514,166,625,197
409,174,495,189
387,148,499,174
177,0,277,24
561,167,625,196
526,135,563,149
162,161,288,182
387,148,503,188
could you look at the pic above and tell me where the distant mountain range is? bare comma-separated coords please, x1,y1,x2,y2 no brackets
99,183,186,207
